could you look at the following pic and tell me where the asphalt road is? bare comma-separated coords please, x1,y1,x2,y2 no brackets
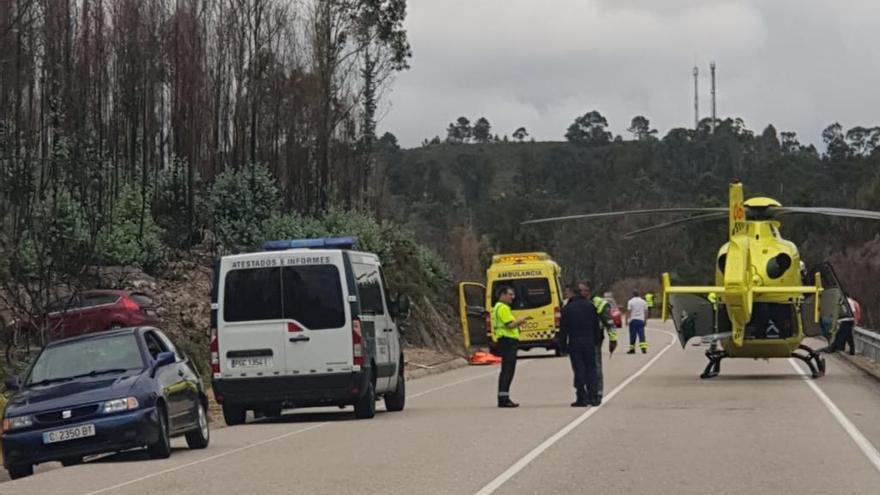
3,323,880,494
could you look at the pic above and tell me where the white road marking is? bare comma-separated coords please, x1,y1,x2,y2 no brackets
474,328,677,495
83,423,327,495
79,363,510,495
788,358,880,474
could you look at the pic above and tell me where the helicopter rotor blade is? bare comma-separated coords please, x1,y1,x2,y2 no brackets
520,207,728,225
773,207,880,221
621,212,728,239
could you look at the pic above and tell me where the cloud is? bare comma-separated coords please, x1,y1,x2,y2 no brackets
379,0,880,148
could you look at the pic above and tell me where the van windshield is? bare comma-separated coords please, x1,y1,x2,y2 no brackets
492,278,552,310
223,265,346,329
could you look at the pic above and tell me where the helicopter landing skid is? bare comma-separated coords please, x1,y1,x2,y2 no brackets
700,349,728,379
791,344,826,378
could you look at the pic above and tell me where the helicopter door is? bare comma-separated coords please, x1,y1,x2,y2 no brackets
458,282,488,349
801,262,849,342
667,294,718,348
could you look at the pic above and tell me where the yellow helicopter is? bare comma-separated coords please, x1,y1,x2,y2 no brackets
522,181,880,379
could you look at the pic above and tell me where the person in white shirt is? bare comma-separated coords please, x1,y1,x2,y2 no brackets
626,291,649,354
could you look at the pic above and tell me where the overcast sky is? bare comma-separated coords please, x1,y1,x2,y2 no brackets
377,0,880,149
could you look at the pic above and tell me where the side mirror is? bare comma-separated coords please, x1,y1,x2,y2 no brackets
151,351,176,376
4,376,21,392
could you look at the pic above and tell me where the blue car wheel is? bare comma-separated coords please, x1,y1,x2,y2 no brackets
147,404,172,459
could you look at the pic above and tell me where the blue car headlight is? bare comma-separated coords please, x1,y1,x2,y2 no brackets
102,397,140,414
2,415,34,432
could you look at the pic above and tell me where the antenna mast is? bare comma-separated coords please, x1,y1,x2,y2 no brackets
710,61,717,133
693,65,700,130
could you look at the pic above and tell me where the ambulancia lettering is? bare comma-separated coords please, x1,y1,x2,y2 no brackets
496,270,543,279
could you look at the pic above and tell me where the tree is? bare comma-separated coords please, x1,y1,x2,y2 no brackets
446,116,472,144
846,126,880,157
781,132,801,154
512,127,529,142
627,116,657,141
472,117,492,144
565,111,612,145
822,122,851,161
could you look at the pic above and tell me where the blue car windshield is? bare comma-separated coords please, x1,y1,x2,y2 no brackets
27,333,145,386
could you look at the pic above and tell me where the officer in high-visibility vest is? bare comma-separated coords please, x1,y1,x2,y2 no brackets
591,293,618,403
491,285,530,408
645,292,655,319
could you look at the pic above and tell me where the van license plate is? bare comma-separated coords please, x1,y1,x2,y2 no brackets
43,424,96,444
230,357,272,368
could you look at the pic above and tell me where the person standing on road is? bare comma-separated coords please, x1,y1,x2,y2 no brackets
645,292,655,319
626,290,648,354
491,285,530,408
559,283,603,407
590,289,618,403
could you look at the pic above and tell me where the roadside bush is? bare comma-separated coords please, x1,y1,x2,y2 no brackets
153,156,206,248
96,184,165,273
208,163,280,252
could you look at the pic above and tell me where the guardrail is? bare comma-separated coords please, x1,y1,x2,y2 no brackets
854,326,880,362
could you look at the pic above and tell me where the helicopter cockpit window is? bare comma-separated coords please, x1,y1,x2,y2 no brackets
766,253,792,279
745,303,795,340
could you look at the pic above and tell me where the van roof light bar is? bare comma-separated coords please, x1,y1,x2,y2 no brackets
262,236,358,251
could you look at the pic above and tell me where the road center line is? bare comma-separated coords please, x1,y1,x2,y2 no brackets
474,328,677,495
788,358,880,474
81,363,508,495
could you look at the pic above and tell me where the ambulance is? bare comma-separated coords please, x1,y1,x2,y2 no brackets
459,252,565,356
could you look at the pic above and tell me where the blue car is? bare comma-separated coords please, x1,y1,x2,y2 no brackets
1,327,210,479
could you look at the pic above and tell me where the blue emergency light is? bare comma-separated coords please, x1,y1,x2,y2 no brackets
262,236,358,251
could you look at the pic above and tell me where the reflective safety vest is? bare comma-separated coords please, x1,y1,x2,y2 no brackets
492,302,520,341
592,296,608,315
645,293,654,308
708,292,718,310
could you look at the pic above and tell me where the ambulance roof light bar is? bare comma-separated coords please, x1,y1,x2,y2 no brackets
492,252,550,264
262,236,358,251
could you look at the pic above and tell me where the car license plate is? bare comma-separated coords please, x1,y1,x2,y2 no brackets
230,357,272,368
42,424,96,444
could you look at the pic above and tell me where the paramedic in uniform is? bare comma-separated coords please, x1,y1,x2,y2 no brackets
492,285,529,408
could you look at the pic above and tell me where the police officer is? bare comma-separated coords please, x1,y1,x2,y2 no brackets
559,282,603,407
645,292,655,319
491,285,529,408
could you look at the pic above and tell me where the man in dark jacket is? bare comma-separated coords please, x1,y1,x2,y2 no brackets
558,282,602,407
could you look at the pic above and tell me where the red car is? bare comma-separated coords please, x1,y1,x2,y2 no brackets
19,290,159,341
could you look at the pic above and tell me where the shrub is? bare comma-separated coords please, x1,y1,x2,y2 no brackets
208,163,280,252
96,184,165,272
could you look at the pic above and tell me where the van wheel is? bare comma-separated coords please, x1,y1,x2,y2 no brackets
222,403,246,426
147,404,172,459
185,401,210,449
61,456,83,467
8,463,33,479
354,380,376,419
384,363,406,412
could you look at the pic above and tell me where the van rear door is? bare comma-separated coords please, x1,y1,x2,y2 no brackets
219,254,286,378
280,252,351,376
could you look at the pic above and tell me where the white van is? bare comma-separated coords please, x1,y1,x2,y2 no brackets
209,237,409,424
